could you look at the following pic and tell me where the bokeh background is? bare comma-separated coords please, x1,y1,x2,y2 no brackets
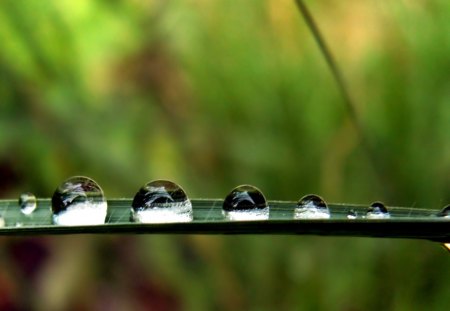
0,0,449,310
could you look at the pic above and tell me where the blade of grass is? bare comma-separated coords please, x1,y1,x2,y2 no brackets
0,199,448,241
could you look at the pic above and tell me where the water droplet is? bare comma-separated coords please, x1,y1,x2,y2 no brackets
294,195,330,219
131,180,193,223
19,192,37,215
347,209,357,219
0,216,5,228
366,202,390,219
222,185,269,221
437,205,450,217
442,243,450,252
51,176,107,226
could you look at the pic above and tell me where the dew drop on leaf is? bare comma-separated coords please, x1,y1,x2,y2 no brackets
366,202,390,219
294,194,330,219
131,180,193,223
19,192,37,215
437,204,450,252
442,243,450,252
347,209,357,219
437,205,450,217
51,176,108,226
222,185,269,221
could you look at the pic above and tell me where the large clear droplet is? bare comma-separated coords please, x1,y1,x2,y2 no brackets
366,202,390,219
51,176,107,226
19,192,37,215
222,185,269,221
294,195,330,219
438,205,450,218
131,180,193,223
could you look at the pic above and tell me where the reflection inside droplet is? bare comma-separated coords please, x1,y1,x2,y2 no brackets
443,243,450,252
438,205,450,218
294,195,330,219
347,209,357,219
51,176,108,226
131,180,193,223
222,185,269,221
19,192,37,215
366,202,390,219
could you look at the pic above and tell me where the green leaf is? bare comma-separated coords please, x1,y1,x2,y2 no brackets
0,199,447,241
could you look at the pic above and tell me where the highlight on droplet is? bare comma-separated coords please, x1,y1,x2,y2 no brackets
437,205,449,218
51,176,108,226
222,185,269,221
19,192,37,215
347,209,357,219
131,180,193,223
366,201,390,219
294,194,330,219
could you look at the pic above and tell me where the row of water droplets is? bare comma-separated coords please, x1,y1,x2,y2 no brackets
17,176,450,226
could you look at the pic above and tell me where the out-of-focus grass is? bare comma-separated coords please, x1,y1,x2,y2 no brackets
0,0,449,310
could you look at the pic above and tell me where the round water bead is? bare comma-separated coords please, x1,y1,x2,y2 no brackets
294,194,330,219
51,176,108,226
222,185,269,221
442,243,450,252
366,202,390,219
347,209,357,219
19,192,37,215
438,205,450,218
131,180,193,223
434,205,449,252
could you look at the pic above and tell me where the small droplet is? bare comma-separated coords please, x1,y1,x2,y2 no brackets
131,180,193,223
222,185,269,221
294,195,330,219
347,209,357,219
19,192,37,215
51,176,107,226
0,216,5,228
437,205,450,217
366,202,390,219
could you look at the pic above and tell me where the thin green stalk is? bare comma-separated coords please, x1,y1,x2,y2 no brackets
293,0,391,197
0,199,448,240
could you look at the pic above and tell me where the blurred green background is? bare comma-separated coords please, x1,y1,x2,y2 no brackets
0,0,449,310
